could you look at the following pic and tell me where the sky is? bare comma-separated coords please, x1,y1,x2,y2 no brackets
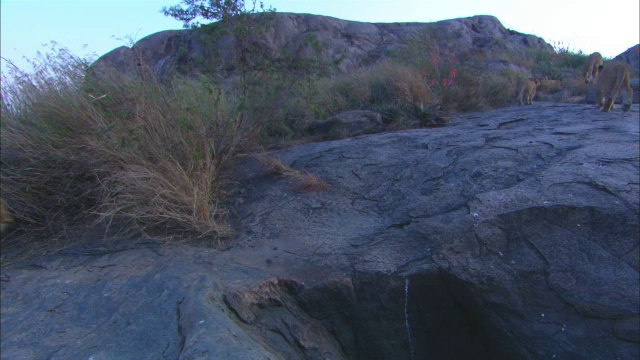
1,0,639,74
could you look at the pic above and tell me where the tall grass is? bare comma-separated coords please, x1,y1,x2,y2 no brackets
1,47,254,240
283,61,438,130
87,72,248,237
2,48,101,233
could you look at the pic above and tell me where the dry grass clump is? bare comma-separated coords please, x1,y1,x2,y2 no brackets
428,67,523,111
89,71,250,237
1,47,254,241
257,155,328,192
305,61,433,125
561,77,590,98
536,79,563,94
291,173,329,193
1,49,104,234
369,61,433,107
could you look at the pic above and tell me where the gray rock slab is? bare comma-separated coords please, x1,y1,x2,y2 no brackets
2,102,638,359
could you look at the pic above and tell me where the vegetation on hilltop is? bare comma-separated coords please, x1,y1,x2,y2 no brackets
1,4,593,250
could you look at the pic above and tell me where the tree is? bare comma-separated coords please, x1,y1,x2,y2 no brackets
161,0,270,29
163,0,277,99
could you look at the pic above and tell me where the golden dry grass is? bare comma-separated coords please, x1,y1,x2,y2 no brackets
1,49,252,241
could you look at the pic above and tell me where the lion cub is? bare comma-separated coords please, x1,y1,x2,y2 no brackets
518,78,539,106
596,63,633,112
583,52,604,84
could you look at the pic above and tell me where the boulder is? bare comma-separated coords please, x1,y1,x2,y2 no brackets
2,102,638,359
91,13,554,79
613,44,640,75
538,89,572,102
89,30,186,81
306,110,384,139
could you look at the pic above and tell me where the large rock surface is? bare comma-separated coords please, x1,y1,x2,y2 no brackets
614,44,640,75
91,13,553,79
2,102,639,359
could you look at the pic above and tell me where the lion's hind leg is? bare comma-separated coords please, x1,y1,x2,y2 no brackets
621,87,633,112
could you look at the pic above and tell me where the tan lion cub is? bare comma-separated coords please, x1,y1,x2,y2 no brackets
518,78,539,106
596,63,633,112
583,52,604,84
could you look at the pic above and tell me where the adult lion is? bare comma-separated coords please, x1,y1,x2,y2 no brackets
596,62,633,112
583,52,604,84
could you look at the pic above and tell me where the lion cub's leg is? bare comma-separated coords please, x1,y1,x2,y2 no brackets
526,79,537,105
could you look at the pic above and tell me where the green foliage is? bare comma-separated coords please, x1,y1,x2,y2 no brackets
288,61,435,129
162,0,273,28
518,43,588,80
388,27,440,68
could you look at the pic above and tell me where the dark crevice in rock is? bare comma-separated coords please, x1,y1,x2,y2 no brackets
216,271,534,359
346,271,528,360
521,228,553,267
496,118,528,128
175,298,186,355
386,219,412,230
404,272,526,359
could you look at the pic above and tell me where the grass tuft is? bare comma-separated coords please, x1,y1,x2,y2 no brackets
257,155,328,192
1,47,255,242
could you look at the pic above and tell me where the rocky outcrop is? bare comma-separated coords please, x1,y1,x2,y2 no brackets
91,13,554,79
614,44,640,75
2,102,638,359
90,30,186,80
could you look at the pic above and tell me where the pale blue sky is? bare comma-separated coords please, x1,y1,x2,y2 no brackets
1,0,639,73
